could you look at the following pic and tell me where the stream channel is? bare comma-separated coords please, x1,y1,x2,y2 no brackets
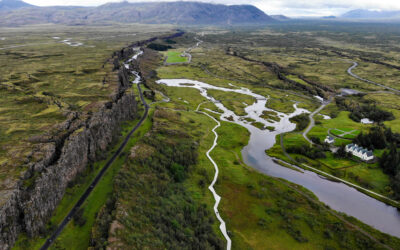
156,78,400,238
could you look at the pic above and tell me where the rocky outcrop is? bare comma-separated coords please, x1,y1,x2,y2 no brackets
0,48,138,249
0,31,185,249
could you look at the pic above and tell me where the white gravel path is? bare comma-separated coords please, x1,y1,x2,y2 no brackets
203,111,232,250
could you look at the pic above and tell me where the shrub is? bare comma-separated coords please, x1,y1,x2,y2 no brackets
164,39,177,44
336,96,394,122
73,207,86,227
170,163,186,182
287,144,326,159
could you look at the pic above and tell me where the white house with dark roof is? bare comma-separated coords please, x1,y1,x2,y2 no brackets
324,136,335,144
345,144,374,161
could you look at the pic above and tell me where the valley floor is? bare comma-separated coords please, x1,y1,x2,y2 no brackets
5,22,400,249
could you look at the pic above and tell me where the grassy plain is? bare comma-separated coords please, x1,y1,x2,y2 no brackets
214,121,399,249
151,31,400,248
207,89,255,116
151,71,400,248
6,21,400,248
273,109,393,196
158,28,400,202
0,24,174,193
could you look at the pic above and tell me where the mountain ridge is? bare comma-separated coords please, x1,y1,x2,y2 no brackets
0,1,274,26
342,9,400,19
0,0,33,10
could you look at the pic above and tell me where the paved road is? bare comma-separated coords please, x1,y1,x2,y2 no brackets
40,83,149,250
302,99,331,145
347,62,400,94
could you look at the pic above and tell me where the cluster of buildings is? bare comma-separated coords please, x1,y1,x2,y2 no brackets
324,136,375,161
345,144,374,161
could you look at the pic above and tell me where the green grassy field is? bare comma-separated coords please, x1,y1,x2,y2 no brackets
150,36,400,246
308,111,370,146
277,133,392,197
330,128,360,139
207,89,255,116
214,121,399,249
165,50,188,63
104,81,400,249
156,30,398,203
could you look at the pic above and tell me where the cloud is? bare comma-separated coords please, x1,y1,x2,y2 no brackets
23,0,400,16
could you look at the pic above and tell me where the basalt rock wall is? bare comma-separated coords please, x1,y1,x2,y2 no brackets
0,50,137,250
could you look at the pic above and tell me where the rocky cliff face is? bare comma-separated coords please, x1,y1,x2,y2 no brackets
0,48,138,249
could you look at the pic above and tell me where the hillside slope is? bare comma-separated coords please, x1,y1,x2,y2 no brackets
0,1,274,26
0,0,33,10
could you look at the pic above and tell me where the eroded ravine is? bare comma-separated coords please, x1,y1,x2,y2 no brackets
156,78,400,238
40,49,147,250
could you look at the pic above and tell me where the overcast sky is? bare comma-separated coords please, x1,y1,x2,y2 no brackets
22,0,400,16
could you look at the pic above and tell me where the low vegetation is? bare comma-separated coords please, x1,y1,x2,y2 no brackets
6,21,400,249
102,108,224,249
289,113,310,131
336,96,395,123
0,24,172,189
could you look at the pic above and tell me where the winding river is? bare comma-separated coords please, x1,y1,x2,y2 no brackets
156,78,400,238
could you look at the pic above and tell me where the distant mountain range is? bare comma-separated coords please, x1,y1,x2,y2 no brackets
0,0,275,26
0,0,32,10
270,15,290,21
341,9,400,19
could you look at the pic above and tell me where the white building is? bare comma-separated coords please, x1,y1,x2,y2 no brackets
324,136,335,144
345,144,374,161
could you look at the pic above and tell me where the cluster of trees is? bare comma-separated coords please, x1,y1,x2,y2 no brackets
142,133,198,182
289,114,310,131
379,145,400,199
336,96,394,122
73,207,86,227
164,39,177,44
147,43,172,51
287,144,326,159
354,126,400,150
380,145,400,176
107,126,224,249
334,145,349,158
310,136,331,150
353,125,400,198
90,197,116,249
